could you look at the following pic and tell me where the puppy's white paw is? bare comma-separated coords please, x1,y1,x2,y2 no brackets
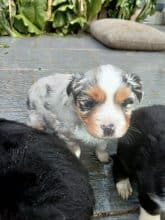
116,178,133,200
27,113,45,131
139,207,160,220
27,121,45,131
96,150,109,163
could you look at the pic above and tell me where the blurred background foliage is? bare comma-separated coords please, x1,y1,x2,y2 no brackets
0,0,156,36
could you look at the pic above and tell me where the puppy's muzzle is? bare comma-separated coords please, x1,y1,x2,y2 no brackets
101,124,115,137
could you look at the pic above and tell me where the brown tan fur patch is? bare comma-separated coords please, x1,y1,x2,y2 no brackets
82,116,98,137
115,87,132,135
115,87,132,104
86,86,106,103
78,85,106,137
76,106,99,138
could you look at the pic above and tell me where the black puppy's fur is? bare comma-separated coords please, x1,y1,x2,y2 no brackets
0,119,94,220
113,105,165,216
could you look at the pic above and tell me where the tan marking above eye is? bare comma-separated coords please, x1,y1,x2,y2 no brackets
86,86,106,103
114,87,132,104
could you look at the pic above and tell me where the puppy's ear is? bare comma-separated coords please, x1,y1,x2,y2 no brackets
66,73,85,98
122,73,143,102
66,79,73,96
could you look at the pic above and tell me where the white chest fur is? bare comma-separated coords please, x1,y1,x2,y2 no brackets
73,125,105,146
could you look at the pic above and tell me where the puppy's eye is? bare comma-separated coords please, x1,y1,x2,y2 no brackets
83,99,97,109
79,99,97,111
121,98,134,108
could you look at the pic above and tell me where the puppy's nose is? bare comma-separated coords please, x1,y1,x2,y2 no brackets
101,124,115,136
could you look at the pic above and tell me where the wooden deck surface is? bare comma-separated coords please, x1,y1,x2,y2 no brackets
0,28,165,219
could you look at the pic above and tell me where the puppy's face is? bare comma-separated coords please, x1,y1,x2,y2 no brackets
67,65,143,139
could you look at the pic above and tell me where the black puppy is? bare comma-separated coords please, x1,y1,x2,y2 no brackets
113,105,165,220
0,119,94,220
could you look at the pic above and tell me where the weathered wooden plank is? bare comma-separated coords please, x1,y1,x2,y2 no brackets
0,49,164,73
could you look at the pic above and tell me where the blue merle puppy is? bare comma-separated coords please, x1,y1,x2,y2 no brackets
27,65,143,163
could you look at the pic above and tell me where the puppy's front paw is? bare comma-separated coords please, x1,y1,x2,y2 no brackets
116,178,133,200
96,149,110,163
